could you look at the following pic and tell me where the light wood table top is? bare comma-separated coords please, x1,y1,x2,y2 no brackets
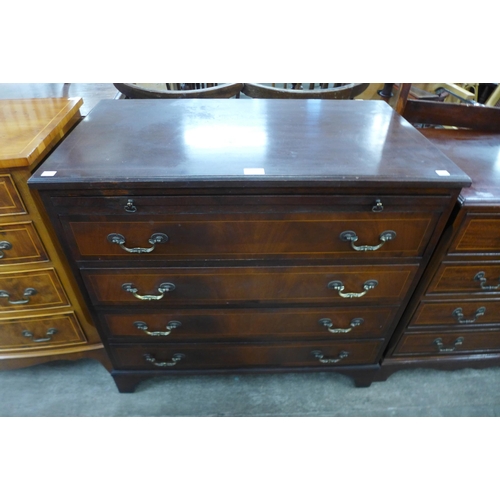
0,97,82,169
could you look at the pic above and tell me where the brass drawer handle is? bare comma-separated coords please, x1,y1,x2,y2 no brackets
143,353,185,367
319,317,364,334
340,230,396,252
434,337,464,353
122,282,175,301
133,320,181,336
0,241,13,259
452,306,486,324
0,287,37,305
124,199,137,213
107,232,169,254
328,280,378,298
311,350,349,364
22,327,57,342
372,199,384,212
474,271,500,291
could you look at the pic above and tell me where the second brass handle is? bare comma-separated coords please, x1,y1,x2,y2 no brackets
0,241,13,259
122,282,176,301
0,287,37,305
22,327,57,343
319,317,364,334
133,320,182,336
340,230,396,252
144,353,185,367
311,350,349,364
474,271,500,291
452,307,486,324
107,232,169,254
434,337,464,353
328,280,378,298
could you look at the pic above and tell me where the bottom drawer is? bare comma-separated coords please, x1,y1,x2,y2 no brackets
0,313,87,350
393,330,500,356
110,340,384,370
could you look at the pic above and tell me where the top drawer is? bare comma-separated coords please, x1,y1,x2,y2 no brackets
449,214,500,256
0,174,26,217
53,195,448,261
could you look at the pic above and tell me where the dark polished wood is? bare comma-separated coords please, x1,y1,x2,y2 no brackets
404,100,500,132
28,99,470,392
28,100,470,190
394,330,500,356
99,305,398,342
81,264,418,306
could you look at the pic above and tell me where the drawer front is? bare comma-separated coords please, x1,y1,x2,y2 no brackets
0,313,87,350
82,265,418,307
449,214,500,255
427,262,500,296
100,306,398,342
51,194,451,216
0,222,48,265
409,299,500,327
394,330,500,356
0,174,26,217
0,268,69,313
63,214,435,261
110,340,384,370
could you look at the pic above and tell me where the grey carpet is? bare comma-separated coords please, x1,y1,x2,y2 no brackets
1,359,500,416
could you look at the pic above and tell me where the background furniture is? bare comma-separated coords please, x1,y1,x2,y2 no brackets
113,83,243,99
0,83,121,116
380,97,500,378
241,83,369,99
0,98,110,370
29,99,470,392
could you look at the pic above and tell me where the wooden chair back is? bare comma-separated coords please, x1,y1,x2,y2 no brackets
395,83,500,132
113,83,243,99
241,83,369,99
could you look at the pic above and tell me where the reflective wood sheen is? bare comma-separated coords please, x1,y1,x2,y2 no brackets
0,98,82,168
29,100,470,189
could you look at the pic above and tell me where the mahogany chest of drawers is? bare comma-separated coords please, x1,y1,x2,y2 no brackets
0,98,108,370
28,99,470,392
382,129,500,376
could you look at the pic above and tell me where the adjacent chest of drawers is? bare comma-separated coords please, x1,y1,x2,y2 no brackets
0,98,109,370
29,99,470,392
382,130,500,375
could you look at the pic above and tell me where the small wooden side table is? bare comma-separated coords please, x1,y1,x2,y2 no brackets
0,98,110,370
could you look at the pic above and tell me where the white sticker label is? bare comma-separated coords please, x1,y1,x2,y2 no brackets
41,171,57,177
435,170,450,176
244,168,265,175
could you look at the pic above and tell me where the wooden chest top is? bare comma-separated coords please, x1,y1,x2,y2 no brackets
421,129,500,206
0,98,82,169
28,99,471,190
